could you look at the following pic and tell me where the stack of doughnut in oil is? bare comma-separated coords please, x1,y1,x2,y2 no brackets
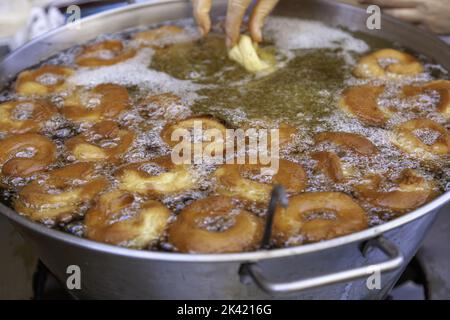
0,23,448,254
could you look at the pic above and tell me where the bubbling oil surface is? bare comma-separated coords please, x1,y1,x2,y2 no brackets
0,17,448,251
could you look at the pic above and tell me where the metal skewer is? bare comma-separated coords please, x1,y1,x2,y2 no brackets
260,185,288,249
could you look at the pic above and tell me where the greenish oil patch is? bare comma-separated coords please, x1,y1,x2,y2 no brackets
151,35,250,84
151,35,350,127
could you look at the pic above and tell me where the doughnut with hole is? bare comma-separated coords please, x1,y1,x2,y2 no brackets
314,131,378,156
160,115,228,154
355,169,437,212
0,100,57,134
339,85,394,126
15,65,74,96
62,83,129,123
14,163,108,224
391,118,450,160
214,159,307,204
117,155,197,196
273,192,368,245
65,121,135,163
168,196,263,253
75,40,137,67
402,80,450,118
85,190,171,249
0,133,56,179
353,49,423,78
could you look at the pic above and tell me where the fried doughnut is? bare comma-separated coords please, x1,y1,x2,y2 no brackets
353,49,424,78
312,132,377,182
0,100,57,134
311,151,345,183
315,132,378,156
15,65,74,96
391,118,450,160
402,80,450,118
339,85,393,126
160,115,227,152
265,123,298,148
75,40,137,67
85,190,170,249
134,25,184,47
214,159,307,204
14,163,108,224
168,196,263,253
273,192,368,245
65,121,135,163
0,133,56,178
355,169,437,212
243,122,298,150
62,83,129,123
142,92,182,107
117,155,197,196
139,92,190,120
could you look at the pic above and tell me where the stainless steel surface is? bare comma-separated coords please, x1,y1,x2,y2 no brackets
417,208,450,299
0,0,449,299
240,237,404,294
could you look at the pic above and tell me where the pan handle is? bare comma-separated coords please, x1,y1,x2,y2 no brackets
239,236,404,294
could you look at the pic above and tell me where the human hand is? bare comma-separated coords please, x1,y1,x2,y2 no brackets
359,0,450,34
192,0,280,48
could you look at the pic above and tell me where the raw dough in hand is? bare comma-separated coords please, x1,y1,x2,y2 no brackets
228,35,274,73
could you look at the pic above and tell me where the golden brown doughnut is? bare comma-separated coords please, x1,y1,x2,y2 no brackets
391,118,450,160
0,133,56,178
353,49,424,78
0,100,57,134
214,159,307,204
160,115,227,153
75,40,137,67
15,65,74,96
62,83,129,123
402,80,450,118
14,163,108,224
243,122,298,148
355,169,437,212
65,121,135,163
139,92,190,120
142,92,182,107
339,85,393,126
85,190,171,249
315,131,378,156
311,151,345,183
168,196,263,253
116,155,197,196
273,192,368,245
133,25,184,47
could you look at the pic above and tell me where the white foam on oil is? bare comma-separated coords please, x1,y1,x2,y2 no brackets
264,17,369,53
67,48,205,97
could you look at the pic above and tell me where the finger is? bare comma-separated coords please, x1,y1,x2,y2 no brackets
225,0,253,48
249,0,279,43
192,0,212,36
384,8,423,23
358,0,418,8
